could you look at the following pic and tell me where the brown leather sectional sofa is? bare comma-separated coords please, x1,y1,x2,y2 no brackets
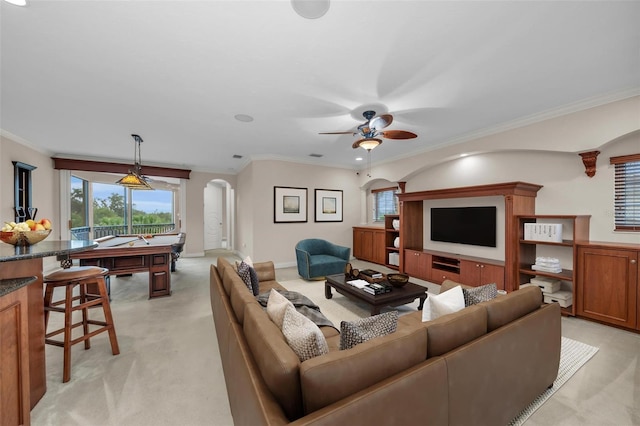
210,257,561,425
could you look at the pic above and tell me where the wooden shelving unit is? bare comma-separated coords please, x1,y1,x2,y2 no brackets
517,215,590,316
384,214,400,270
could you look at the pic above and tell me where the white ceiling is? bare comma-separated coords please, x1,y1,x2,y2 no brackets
1,0,639,175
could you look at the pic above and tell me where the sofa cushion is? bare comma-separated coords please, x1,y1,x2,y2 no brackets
484,286,543,332
266,288,293,329
425,304,487,358
300,326,428,414
339,311,399,350
462,283,498,306
217,257,234,295
282,304,329,362
243,303,303,421
422,285,465,322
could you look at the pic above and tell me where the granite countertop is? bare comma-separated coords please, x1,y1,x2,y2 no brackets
0,276,38,297
0,240,98,262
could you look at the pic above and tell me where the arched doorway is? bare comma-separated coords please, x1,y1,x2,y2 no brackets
203,179,234,251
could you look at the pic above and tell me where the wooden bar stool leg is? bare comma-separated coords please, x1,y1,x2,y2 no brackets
44,285,54,330
97,276,119,355
63,284,74,383
79,282,91,350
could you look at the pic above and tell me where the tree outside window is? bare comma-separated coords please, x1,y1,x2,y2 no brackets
373,188,398,222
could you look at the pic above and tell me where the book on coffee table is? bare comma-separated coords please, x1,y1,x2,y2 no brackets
360,269,383,279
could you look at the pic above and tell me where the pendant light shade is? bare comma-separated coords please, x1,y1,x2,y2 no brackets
116,134,153,190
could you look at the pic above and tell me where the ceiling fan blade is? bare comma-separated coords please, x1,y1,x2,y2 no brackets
380,130,417,140
319,131,355,135
352,140,362,149
369,114,393,130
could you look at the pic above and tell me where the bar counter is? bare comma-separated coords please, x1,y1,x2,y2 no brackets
0,240,97,426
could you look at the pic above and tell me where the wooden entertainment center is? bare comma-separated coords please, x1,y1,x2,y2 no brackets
396,181,542,292
354,180,640,331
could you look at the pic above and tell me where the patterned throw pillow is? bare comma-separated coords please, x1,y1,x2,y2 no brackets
422,285,465,322
266,289,293,329
236,261,255,294
462,283,498,306
248,266,260,296
339,311,399,350
281,304,329,362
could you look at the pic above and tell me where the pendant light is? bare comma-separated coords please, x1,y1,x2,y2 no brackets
116,134,153,190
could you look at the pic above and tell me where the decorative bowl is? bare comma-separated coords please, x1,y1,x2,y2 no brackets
0,229,52,246
386,273,409,287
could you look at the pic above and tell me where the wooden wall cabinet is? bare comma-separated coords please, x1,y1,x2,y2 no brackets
353,227,385,265
577,244,638,330
404,249,431,280
460,260,505,290
517,215,590,316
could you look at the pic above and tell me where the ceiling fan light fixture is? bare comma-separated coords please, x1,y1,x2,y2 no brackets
116,134,154,190
358,138,382,151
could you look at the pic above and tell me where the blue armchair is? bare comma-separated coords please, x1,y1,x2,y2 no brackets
295,238,351,280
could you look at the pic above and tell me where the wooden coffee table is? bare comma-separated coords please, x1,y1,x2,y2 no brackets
325,274,427,316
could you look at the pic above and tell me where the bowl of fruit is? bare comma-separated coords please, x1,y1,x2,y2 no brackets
1,219,52,246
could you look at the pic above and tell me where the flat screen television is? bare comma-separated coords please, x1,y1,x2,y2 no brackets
430,206,497,247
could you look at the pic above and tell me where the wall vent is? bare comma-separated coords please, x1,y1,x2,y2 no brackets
232,154,243,159
309,153,323,158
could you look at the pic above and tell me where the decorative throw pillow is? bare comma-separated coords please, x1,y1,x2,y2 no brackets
236,261,254,294
339,311,399,350
462,283,498,306
281,304,329,362
422,285,465,322
266,289,293,329
236,256,254,269
248,266,260,296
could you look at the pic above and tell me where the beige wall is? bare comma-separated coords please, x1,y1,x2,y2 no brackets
236,160,361,266
0,135,58,236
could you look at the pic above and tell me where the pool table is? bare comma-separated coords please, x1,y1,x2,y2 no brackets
69,232,186,298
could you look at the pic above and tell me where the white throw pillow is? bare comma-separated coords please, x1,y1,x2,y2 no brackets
422,285,465,322
281,304,329,362
266,288,293,329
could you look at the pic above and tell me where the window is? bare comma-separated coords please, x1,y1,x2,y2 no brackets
372,187,398,222
13,161,37,222
611,153,640,231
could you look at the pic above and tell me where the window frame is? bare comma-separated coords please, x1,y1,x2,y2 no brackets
610,153,640,232
372,186,399,222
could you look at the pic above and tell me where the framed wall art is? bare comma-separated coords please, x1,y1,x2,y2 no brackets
315,189,343,222
274,186,308,223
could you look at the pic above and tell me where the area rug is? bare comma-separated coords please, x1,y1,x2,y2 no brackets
281,279,599,426
509,337,599,425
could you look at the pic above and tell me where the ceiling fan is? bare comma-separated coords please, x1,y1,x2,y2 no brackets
319,110,417,151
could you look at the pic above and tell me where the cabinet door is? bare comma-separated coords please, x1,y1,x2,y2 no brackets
373,230,386,265
459,260,481,286
0,286,31,426
481,263,505,290
404,250,430,280
353,229,373,261
578,247,638,329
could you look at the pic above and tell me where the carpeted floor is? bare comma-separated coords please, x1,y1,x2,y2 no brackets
31,255,602,425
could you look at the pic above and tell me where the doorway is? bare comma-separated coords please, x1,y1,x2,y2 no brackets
204,180,233,251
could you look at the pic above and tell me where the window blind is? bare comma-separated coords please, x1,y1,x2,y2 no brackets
611,154,640,231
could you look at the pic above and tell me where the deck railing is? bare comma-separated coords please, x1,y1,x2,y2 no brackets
71,223,176,240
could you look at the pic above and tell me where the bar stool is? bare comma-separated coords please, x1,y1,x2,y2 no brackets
44,266,120,383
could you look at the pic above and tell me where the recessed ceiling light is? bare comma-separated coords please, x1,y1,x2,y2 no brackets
234,114,254,123
355,157,363,161
291,0,330,19
460,153,469,157
4,0,27,5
